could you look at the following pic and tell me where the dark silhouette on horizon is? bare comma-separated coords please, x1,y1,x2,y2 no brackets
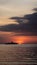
0,41,37,45
0,42,18,45
4,42,18,45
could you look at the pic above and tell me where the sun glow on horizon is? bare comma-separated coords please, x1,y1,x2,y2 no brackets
11,36,37,44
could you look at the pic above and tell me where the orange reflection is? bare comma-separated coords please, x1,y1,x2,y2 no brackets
11,36,37,44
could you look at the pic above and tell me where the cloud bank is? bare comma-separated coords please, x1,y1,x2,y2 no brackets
0,11,37,36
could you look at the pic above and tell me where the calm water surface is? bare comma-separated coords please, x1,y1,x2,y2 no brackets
0,44,37,65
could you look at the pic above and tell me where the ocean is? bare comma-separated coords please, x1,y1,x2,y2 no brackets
0,44,37,65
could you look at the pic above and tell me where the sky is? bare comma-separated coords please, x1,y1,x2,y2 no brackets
0,0,37,44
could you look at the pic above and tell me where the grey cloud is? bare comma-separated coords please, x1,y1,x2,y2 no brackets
32,8,37,12
0,12,37,36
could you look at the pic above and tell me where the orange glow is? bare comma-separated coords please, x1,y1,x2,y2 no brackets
13,37,25,44
11,36,37,44
0,31,37,44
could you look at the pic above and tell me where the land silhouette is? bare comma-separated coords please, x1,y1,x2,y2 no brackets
0,42,18,45
0,41,37,45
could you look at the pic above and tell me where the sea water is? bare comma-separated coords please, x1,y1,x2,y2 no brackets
0,44,37,65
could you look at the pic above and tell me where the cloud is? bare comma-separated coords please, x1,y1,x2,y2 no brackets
9,12,37,33
32,8,37,12
0,12,37,36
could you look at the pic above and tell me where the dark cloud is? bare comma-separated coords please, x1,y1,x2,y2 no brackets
9,16,24,24
0,12,37,36
32,8,37,12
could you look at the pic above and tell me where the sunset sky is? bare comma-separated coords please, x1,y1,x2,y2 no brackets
0,0,37,44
